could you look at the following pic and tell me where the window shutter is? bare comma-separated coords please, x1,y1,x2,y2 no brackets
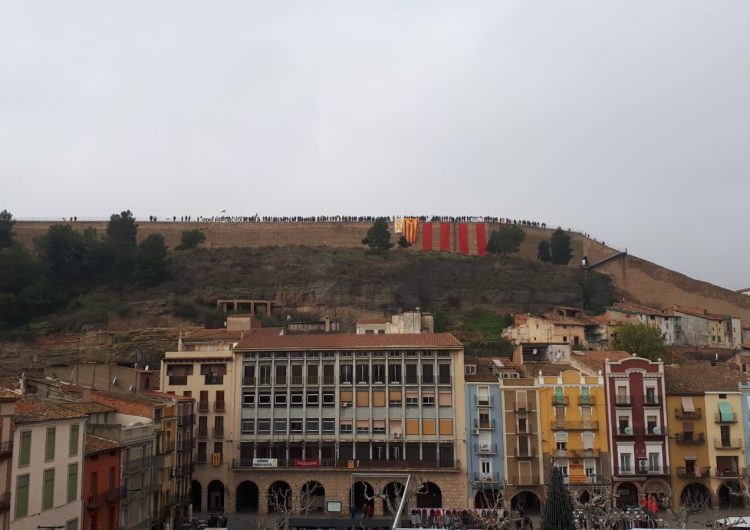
69,424,79,456
43,468,55,510
19,431,31,466
15,475,29,517
67,463,78,503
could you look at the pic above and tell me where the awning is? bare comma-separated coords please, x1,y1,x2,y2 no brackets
681,396,695,413
719,401,735,422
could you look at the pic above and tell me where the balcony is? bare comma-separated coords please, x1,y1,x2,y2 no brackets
157,441,175,455
615,395,632,406
242,377,255,386
0,493,9,513
645,466,670,475
438,376,452,385
715,412,738,424
514,402,532,412
474,443,498,455
213,427,224,438
715,467,746,478
422,377,435,385
474,396,494,407
510,475,537,486
675,408,702,420
473,472,501,484
565,475,597,485
643,394,661,406
87,490,119,507
515,446,536,458
214,400,225,412
677,467,710,479
322,375,336,385
474,419,495,430
168,375,187,386
572,449,600,458
204,375,224,385
196,427,208,438
231,458,458,470
714,438,742,450
551,421,599,431
0,441,12,459
578,396,596,406
198,400,209,413
176,414,193,427
675,433,705,445
552,396,569,406
275,376,287,385
195,453,207,464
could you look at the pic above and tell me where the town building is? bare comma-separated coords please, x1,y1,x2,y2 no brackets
602,302,680,346
503,307,589,350
232,331,467,517
49,363,159,395
499,375,544,513
536,367,611,496
356,309,434,335
0,391,18,530
666,363,746,510
10,398,86,530
669,306,741,350
604,356,671,508
464,359,505,509
82,434,122,530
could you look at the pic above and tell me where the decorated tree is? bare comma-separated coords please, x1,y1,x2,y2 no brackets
540,467,576,530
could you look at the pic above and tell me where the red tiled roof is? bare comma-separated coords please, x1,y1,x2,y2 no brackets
16,398,88,423
59,402,116,414
668,306,731,321
571,351,631,373
146,391,193,401
611,302,666,316
665,363,747,394
85,433,122,455
0,389,19,401
235,332,462,351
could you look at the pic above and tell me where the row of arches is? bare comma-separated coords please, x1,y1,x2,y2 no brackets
191,480,443,513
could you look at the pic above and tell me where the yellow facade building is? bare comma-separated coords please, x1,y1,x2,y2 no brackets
537,368,611,494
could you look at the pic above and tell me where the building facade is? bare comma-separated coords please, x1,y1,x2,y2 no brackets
83,434,122,530
0,391,17,530
604,356,671,507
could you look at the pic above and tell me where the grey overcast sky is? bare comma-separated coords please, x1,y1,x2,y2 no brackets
1,2,749,290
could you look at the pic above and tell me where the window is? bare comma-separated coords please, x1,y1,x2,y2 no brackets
646,415,659,434
465,365,476,376
340,390,353,407
357,420,369,433
518,417,528,433
406,364,418,384
69,424,79,456
372,391,386,407
373,364,385,384
373,420,386,434
555,432,568,452
291,392,303,406
66,519,78,530
648,452,660,472
241,420,254,434
67,463,78,503
258,393,271,407
15,474,29,517
259,365,271,385
275,393,287,406
557,461,569,476
46,427,56,461
356,365,369,384
322,392,335,406
356,390,369,407
438,364,451,384
618,416,631,434
406,391,418,406
340,420,353,434
19,431,31,466
275,364,287,385
273,419,287,433
389,390,402,406
43,468,55,510
322,419,335,434
307,392,319,406
290,419,303,434
422,364,434,384
306,419,319,434
389,364,401,383
242,393,255,407
306,364,318,384
620,453,632,472
257,420,271,434
439,419,453,435
422,392,435,406
340,364,353,384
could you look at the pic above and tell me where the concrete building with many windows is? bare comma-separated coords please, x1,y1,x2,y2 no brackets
10,398,85,530
232,331,467,516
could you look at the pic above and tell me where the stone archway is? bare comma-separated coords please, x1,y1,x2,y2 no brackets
191,481,202,512
416,482,442,508
718,482,744,509
236,481,259,512
207,480,224,512
680,483,712,509
615,482,638,509
383,482,405,514
268,481,292,513
510,491,541,514
301,481,325,513
350,481,375,512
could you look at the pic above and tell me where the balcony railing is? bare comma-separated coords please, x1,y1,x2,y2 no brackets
714,438,742,450
675,408,702,420
715,413,738,424
552,396,569,406
438,376,452,385
214,400,225,412
515,446,536,458
195,453,207,464
87,490,119,507
168,375,187,386
242,377,255,386
715,467,746,478
213,427,224,438
615,395,632,406
645,466,670,475
551,420,599,431
578,396,596,406
231,457,458,470
514,402,531,412
0,441,12,458
572,449,600,458
474,443,498,455
510,475,537,486
677,467,710,478
0,493,10,512
643,394,661,406
675,433,705,445
322,375,336,385
198,401,209,412
474,419,495,430
473,472,501,484
617,465,670,476
204,375,224,385
196,427,208,438
275,376,287,385
565,475,597,485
